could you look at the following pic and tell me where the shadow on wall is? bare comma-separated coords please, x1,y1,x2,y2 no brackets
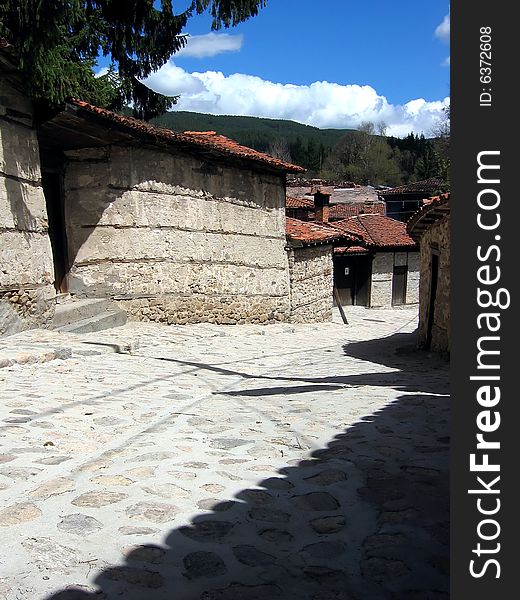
3,118,43,238
44,333,449,600
55,143,287,289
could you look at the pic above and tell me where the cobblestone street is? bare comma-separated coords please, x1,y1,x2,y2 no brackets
0,307,449,600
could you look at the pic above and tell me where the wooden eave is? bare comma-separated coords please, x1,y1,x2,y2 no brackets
37,103,296,177
407,200,450,241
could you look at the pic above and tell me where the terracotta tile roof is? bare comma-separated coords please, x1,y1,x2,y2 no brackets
331,214,417,248
407,194,450,240
69,100,305,173
378,178,447,197
286,217,349,246
286,196,314,209
334,245,369,255
329,202,386,220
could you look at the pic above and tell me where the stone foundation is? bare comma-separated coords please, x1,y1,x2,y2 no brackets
119,294,289,325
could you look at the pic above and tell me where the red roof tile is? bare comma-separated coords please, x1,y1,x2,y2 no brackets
69,100,305,173
329,202,386,220
331,214,417,248
286,217,349,246
286,196,314,209
334,245,369,255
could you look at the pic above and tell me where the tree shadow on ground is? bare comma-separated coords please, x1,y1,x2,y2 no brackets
45,331,449,600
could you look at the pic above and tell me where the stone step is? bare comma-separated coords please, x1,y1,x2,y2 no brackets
50,298,112,328
56,309,127,334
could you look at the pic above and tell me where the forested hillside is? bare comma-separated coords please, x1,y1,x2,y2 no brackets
152,111,449,186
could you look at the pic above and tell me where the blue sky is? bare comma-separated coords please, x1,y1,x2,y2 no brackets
101,1,450,135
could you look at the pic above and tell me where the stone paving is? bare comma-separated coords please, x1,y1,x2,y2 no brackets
0,307,449,600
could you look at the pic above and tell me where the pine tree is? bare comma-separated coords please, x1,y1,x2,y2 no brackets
0,1,267,119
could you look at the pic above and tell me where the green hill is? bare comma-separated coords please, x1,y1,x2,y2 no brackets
152,111,352,155
149,111,444,184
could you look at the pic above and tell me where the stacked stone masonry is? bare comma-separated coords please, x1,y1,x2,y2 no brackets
287,245,334,323
417,215,450,353
0,77,55,336
63,145,291,324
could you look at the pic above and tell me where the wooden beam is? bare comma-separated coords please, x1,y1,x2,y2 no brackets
334,286,348,325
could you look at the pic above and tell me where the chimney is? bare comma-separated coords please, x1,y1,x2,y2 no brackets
313,187,331,223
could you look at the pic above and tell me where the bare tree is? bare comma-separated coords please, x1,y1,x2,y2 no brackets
267,138,292,163
377,121,388,137
431,106,450,157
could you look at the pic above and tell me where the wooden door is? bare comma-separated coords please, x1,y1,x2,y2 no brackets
426,253,439,347
392,265,407,306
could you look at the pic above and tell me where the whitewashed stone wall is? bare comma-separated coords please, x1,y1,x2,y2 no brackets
406,252,420,304
0,77,55,336
370,253,394,307
287,245,333,322
418,215,450,353
63,145,291,324
369,251,420,308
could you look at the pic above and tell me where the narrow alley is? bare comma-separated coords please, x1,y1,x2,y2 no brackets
0,307,449,600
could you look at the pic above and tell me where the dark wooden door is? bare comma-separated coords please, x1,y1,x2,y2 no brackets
392,265,407,306
355,258,371,306
334,259,355,305
334,257,371,307
426,253,439,347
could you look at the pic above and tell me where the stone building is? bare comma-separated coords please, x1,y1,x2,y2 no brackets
407,195,450,353
285,218,346,323
2,45,310,335
284,187,420,310
332,215,420,308
36,101,304,326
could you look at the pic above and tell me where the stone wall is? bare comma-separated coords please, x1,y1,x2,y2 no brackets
63,145,291,324
287,245,333,322
369,251,420,308
370,253,394,307
417,215,450,353
405,252,420,304
0,76,55,336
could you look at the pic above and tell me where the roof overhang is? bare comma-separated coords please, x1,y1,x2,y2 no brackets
407,197,450,240
37,102,306,176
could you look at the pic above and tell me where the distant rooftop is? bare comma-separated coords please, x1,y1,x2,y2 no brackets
378,178,447,198
331,214,417,249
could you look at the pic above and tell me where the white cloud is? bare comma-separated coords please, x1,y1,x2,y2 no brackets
144,62,450,137
175,33,243,58
435,12,450,44
434,11,450,69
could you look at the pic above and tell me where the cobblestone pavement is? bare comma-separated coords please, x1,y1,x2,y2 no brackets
0,307,449,600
